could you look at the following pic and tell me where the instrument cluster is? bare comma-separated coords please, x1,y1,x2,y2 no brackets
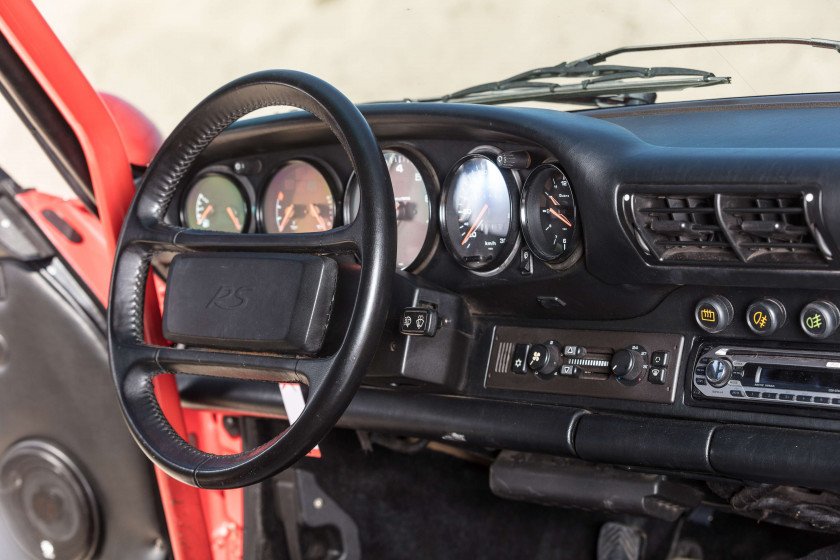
180,144,582,275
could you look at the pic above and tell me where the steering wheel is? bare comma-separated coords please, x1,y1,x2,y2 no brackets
107,71,396,489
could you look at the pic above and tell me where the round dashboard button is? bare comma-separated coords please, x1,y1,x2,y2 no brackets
800,300,840,339
746,298,786,336
694,296,733,334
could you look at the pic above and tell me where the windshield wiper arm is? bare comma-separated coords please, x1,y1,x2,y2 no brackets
407,37,839,107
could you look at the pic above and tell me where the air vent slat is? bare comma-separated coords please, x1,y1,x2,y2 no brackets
625,189,831,268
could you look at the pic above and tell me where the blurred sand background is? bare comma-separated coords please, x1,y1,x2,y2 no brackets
2,0,840,198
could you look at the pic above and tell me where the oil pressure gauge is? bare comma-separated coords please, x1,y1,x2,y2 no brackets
520,163,580,262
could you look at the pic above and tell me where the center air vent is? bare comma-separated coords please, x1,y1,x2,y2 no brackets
624,188,833,267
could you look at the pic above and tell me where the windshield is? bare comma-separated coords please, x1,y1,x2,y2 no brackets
2,1,839,197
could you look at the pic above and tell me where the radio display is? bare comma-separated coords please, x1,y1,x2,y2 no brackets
758,366,840,391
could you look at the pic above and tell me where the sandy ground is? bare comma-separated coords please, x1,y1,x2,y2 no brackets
2,0,840,197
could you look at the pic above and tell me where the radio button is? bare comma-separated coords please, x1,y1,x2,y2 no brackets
800,300,840,339
746,298,786,336
729,390,744,397
704,359,732,388
695,296,733,333
779,394,795,401
796,395,812,402
746,391,760,398
761,392,778,399
695,377,706,385
814,397,830,404
832,398,840,405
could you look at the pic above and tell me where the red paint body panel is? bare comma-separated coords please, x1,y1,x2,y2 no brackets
100,92,163,167
15,190,111,305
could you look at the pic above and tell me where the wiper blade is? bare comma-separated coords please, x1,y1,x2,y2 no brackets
408,37,840,107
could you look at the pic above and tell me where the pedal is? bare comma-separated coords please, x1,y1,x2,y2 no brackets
597,522,644,560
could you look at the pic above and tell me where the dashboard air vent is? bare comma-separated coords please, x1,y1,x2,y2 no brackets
625,189,832,267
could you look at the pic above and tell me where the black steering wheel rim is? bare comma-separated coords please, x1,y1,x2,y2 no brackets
107,70,396,489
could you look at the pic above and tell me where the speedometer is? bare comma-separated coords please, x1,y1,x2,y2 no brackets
440,151,519,273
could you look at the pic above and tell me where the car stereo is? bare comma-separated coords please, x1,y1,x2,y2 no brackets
692,344,840,408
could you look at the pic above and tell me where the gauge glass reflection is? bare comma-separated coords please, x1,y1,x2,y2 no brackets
263,161,335,233
442,155,514,270
183,173,247,233
345,150,432,270
521,164,579,262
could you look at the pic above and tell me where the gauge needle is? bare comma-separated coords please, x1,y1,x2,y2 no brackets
226,206,242,230
198,204,213,223
278,205,294,232
549,207,573,227
548,195,560,206
461,204,489,246
310,203,327,231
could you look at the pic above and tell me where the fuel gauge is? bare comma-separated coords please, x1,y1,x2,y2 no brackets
520,163,580,262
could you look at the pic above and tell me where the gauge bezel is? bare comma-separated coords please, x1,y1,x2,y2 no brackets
439,147,521,275
344,144,439,273
257,158,341,234
179,166,254,233
520,162,581,263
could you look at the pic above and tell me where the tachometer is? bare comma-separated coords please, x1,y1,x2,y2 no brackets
182,172,248,233
440,151,519,273
262,160,336,233
344,149,436,271
520,163,580,262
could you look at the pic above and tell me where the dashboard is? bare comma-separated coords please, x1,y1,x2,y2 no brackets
173,92,840,494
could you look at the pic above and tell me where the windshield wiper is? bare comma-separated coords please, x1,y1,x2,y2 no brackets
406,37,840,108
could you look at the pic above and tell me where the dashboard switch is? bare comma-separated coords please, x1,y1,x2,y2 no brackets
400,308,438,337
564,345,586,357
610,346,646,386
519,248,534,276
746,298,786,336
648,367,666,384
496,151,531,169
800,300,840,339
694,296,733,333
528,340,562,377
511,344,529,374
650,351,669,367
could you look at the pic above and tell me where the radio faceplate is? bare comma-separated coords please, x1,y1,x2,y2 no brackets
692,344,840,409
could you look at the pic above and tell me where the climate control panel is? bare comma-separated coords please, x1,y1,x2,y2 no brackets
486,327,684,404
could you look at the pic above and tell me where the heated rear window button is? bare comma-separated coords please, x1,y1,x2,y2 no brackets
511,344,529,374
647,367,666,385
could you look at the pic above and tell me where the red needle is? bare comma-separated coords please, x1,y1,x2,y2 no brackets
549,207,573,227
226,206,242,230
461,204,489,246
198,204,213,223
310,203,327,231
278,205,294,232
549,195,560,206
